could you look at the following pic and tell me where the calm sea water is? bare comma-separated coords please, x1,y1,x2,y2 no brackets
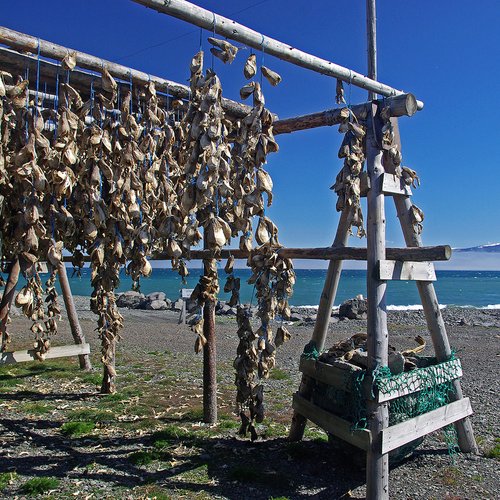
13,268,500,309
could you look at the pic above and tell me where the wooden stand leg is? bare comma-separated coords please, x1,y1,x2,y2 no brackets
57,262,92,371
0,258,20,352
389,119,477,454
202,259,217,424
365,110,389,500
289,206,353,441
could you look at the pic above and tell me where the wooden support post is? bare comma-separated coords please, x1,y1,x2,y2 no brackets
57,262,92,371
388,118,477,454
288,206,353,441
202,258,217,424
0,258,20,352
365,107,389,500
366,0,378,101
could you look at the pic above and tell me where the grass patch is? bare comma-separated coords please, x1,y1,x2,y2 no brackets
67,408,115,423
304,426,328,442
129,450,159,466
439,467,461,486
0,472,17,491
60,421,96,437
80,371,102,386
21,402,53,415
485,439,500,459
21,477,60,496
269,368,290,381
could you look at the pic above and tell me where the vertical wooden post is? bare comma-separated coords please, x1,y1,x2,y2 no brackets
202,257,217,424
388,119,477,454
57,262,92,371
0,258,20,352
365,108,390,500
289,206,353,441
366,0,377,101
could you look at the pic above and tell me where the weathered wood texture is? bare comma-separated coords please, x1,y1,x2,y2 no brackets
132,0,422,105
299,357,361,392
365,108,389,499
273,94,419,135
292,393,372,450
366,0,377,101
0,343,90,365
288,206,353,442
0,28,252,119
381,398,473,454
57,263,92,371
0,259,20,352
387,118,478,454
381,173,412,196
378,260,436,281
376,358,462,403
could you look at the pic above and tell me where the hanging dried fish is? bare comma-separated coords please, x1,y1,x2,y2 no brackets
244,54,257,79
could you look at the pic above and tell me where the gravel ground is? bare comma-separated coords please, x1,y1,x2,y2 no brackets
0,298,498,499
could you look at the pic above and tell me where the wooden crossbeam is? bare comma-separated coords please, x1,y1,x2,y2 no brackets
299,358,361,392
0,343,90,365
292,393,371,450
378,260,436,281
381,398,473,454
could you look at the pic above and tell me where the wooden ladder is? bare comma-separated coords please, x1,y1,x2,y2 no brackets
288,109,477,499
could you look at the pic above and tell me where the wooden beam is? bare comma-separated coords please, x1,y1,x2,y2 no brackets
381,173,412,197
376,358,462,403
273,94,419,135
299,357,362,392
0,259,20,352
365,105,390,499
0,343,90,365
381,398,473,455
0,28,252,119
132,0,423,107
366,0,377,101
378,260,436,281
57,262,92,371
292,393,371,450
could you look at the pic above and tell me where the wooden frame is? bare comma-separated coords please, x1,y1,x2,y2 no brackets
0,343,90,365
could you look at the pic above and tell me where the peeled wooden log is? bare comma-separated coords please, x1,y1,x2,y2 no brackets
274,94,419,135
0,28,252,118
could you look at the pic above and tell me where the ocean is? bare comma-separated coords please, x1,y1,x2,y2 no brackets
12,268,500,310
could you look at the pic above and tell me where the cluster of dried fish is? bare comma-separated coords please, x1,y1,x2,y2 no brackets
379,107,424,235
331,108,367,237
320,333,428,374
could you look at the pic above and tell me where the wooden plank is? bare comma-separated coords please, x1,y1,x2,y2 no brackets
292,393,371,450
0,343,91,365
378,260,436,281
381,398,473,454
381,173,412,197
132,0,423,105
299,358,361,392
377,358,462,403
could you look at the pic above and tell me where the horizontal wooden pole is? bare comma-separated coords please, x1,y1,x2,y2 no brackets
0,27,252,118
59,245,452,264
378,260,436,281
132,0,422,106
377,358,462,403
0,343,90,365
381,397,472,454
292,393,371,450
274,93,419,135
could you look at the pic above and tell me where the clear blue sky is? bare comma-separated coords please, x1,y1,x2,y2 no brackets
3,0,499,251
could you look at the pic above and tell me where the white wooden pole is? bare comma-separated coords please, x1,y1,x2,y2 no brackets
366,0,377,101
131,0,423,108
365,109,389,500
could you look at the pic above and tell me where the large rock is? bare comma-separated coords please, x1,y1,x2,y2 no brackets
116,291,146,309
147,291,166,302
146,299,169,311
339,295,368,320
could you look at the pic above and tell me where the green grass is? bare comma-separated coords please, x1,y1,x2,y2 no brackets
21,477,60,496
67,408,115,423
0,472,17,491
485,439,500,459
21,402,53,415
129,450,160,466
269,368,290,381
60,421,96,437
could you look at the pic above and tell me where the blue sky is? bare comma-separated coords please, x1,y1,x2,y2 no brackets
3,0,499,255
